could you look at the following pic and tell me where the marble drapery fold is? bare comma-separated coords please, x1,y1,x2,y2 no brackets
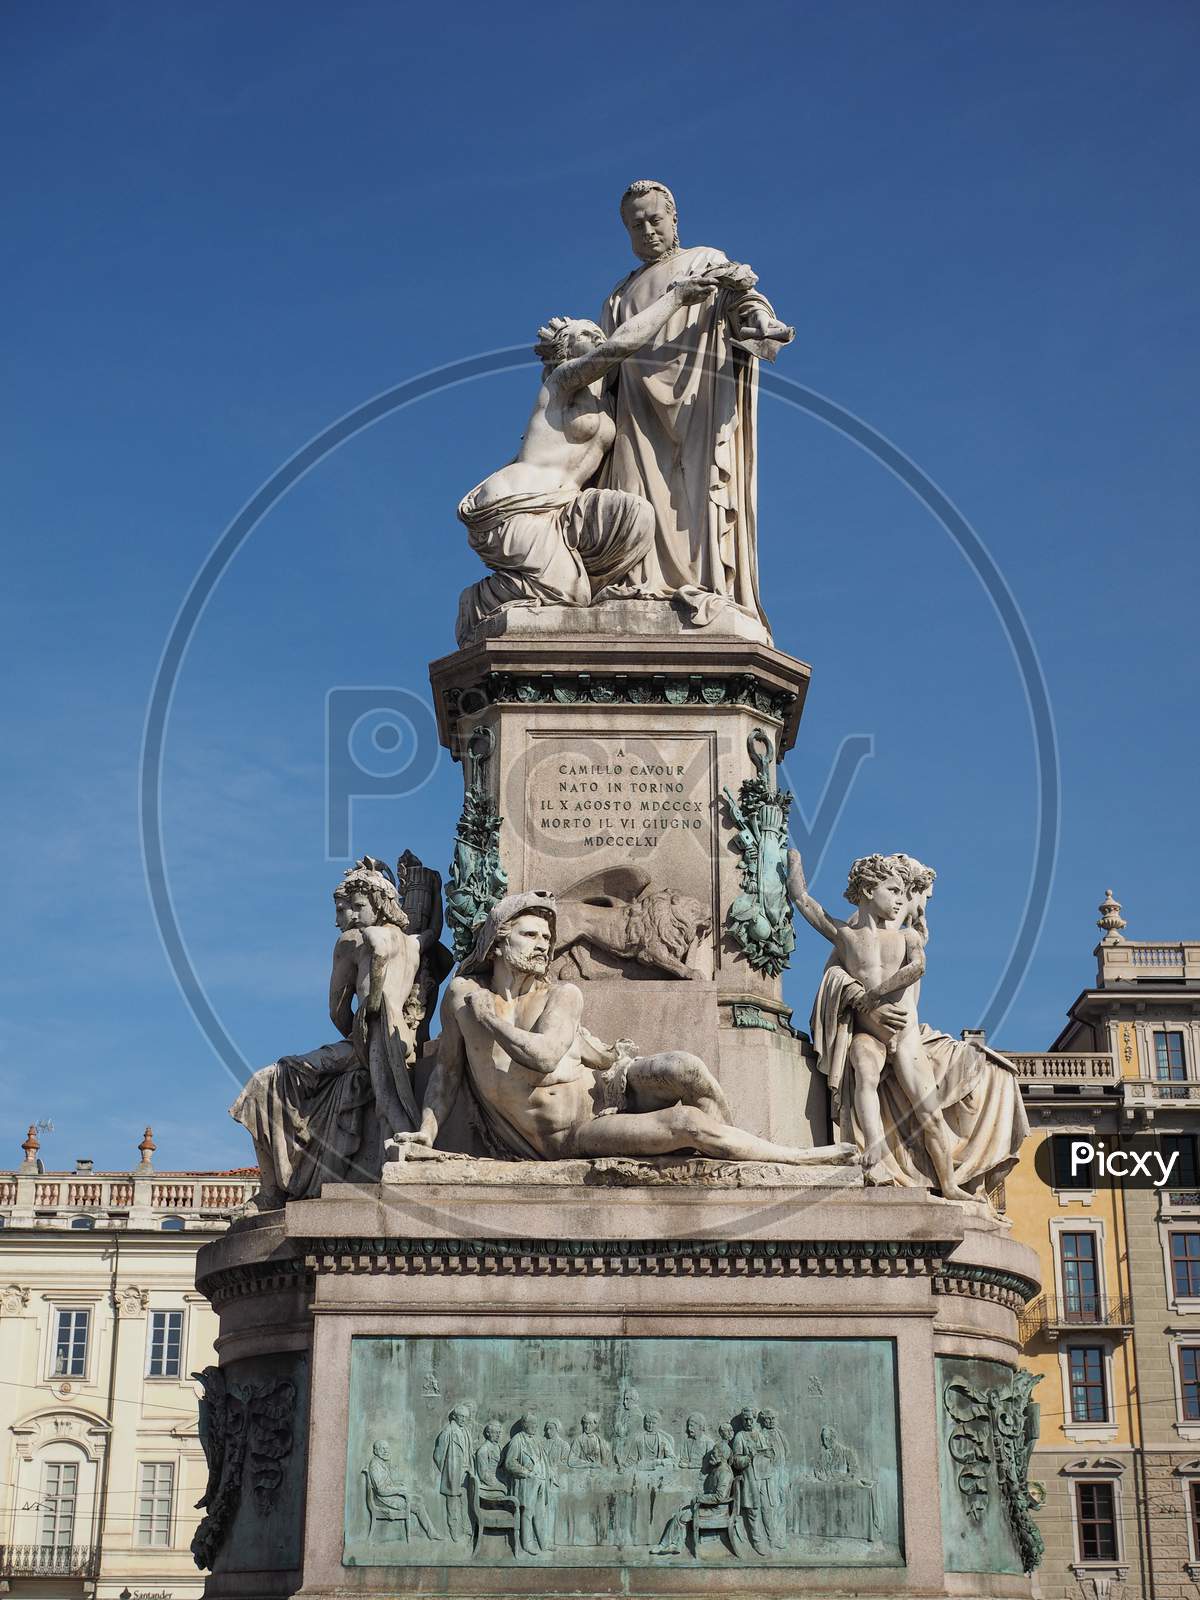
230,1041,374,1201
455,484,655,645
600,247,786,632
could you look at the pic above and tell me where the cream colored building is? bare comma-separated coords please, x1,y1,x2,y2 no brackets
0,1130,255,1600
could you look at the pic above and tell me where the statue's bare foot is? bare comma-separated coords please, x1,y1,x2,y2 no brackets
939,1182,976,1203
789,1141,858,1165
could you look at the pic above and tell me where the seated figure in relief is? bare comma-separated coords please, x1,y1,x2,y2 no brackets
365,1440,441,1541
393,890,856,1167
454,275,717,646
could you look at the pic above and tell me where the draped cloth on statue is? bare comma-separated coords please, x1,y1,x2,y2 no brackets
599,246,783,632
810,966,1029,1192
455,484,654,645
230,1041,373,1200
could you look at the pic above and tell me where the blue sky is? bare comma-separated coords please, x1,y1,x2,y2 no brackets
2,1,1197,1173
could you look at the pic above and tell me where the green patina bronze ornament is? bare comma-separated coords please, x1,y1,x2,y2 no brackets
445,725,508,961
942,1364,1043,1574
723,730,796,976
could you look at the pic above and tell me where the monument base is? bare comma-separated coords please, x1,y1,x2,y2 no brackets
195,1169,1041,1600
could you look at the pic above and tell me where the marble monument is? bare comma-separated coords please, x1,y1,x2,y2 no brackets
195,181,1044,1600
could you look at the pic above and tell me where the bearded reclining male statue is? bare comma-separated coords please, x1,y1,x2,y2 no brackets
392,890,856,1167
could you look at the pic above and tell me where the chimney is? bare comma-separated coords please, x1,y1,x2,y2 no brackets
75,1157,94,1174
136,1127,156,1173
19,1125,40,1175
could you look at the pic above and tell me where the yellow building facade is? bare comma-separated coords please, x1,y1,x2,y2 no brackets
1004,895,1200,1599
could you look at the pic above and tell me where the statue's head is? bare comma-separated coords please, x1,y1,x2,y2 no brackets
843,854,907,923
621,1386,640,1410
373,1440,391,1460
520,1410,538,1434
888,852,936,927
459,890,556,979
759,1407,777,1430
334,858,408,932
449,1403,469,1424
544,1417,562,1438
685,1413,705,1438
620,179,679,264
534,316,605,369
497,911,554,978
820,1425,837,1449
718,1422,734,1442
738,1400,758,1428
581,1411,599,1434
483,1418,501,1442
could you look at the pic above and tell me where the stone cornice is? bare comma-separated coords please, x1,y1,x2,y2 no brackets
197,1236,1038,1313
443,669,798,723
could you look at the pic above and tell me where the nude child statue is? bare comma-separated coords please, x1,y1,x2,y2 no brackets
787,849,972,1200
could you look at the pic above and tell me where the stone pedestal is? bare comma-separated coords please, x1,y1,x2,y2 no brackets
195,1165,1042,1600
429,601,822,1146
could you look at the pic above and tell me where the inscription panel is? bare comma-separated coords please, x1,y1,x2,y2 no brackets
343,1335,901,1569
514,730,718,979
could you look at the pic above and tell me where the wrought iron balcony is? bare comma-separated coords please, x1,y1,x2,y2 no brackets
0,1543,100,1579
1018,1294,1135,1343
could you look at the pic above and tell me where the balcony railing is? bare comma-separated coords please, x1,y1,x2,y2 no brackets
1019,1294,1135,1342
1121,1078,1200,1116
1098,939,1200,984
0,1543,100,1579
0,1171,257,1224
1009,1053,1119,1085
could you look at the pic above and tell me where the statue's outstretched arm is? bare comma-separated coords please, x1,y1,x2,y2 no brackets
552,279,716,396
785,848,843,943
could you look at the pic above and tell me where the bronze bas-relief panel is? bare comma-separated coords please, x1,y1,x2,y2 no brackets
343,1334,901,1569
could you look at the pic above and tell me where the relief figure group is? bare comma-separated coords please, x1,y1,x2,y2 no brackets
362,1395,878,1563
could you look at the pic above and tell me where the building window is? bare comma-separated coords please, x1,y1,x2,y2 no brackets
52,1309,89,1377
146,1311,183,1378
1190,1482,1200,1562
1179,1348,1200,1422
1161,1135,1200,1190
1053,1136,1094,1190
1076,1479,1118,1561
136,1461,174,1547
1157,1031,1188,1081
1060,1232,1101,1318
1172,1234,1200,1299
40,1461,78,1548
70,1216,95,1230
160,1216,185,1232
1068,1346,1109,1423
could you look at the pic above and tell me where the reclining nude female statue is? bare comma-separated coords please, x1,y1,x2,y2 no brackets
392,890,856,1166
454,276,717,645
